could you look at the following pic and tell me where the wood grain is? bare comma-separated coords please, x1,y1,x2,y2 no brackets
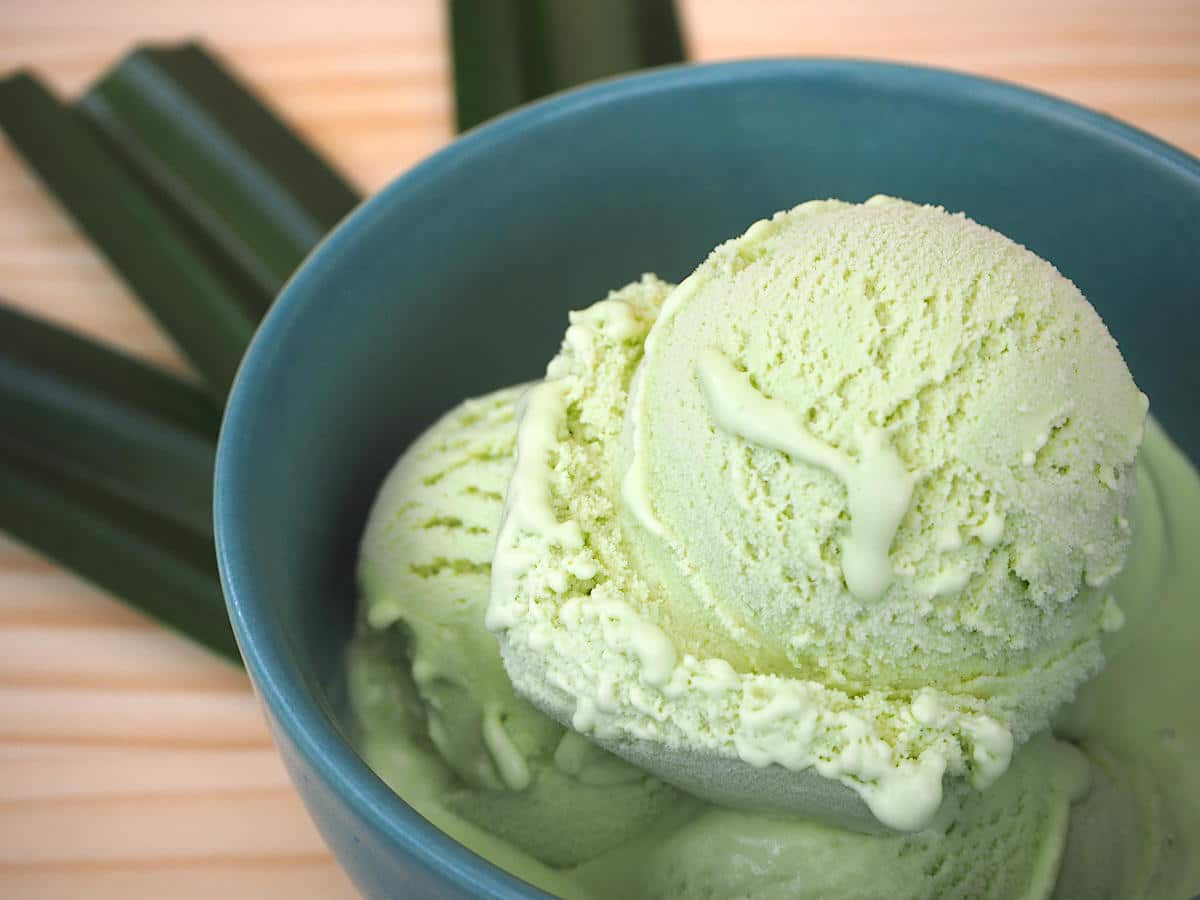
2,1,1198,896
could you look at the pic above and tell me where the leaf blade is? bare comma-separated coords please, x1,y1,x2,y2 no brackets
449,0,687,132
0,72,258,396
0,444,238,664
0,302,219,537
79,43,362,305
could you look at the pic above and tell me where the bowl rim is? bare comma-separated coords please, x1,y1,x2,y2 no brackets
215,57,1200,898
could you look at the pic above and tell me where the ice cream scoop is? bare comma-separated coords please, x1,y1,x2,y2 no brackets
351,384,1199,897
487,197,1148,831
357,378,683,866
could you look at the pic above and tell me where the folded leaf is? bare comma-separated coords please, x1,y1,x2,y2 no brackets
0,72,257,396
0,302,219,536
0,443,237,663
0,16,688,663
80,43,362,306
449,0,687,131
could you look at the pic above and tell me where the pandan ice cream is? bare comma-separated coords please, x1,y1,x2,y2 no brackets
351,198,1199,899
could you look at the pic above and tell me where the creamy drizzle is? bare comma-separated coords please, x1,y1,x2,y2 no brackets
694,348,915,602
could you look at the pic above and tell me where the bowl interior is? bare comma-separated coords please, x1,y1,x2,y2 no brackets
217,60,1200,896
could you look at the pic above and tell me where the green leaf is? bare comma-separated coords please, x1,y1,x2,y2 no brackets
80,43,362,305
0,302,219,537
0,72,257,396
0,15,686,662
450,0,686,132
0,441,238,663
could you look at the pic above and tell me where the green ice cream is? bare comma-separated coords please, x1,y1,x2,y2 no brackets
352,393,1198,898
351,200,1199,898
489,197,1146,830
358,377,682,868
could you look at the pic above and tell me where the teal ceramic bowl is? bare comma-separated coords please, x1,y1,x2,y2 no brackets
215,60,1200,898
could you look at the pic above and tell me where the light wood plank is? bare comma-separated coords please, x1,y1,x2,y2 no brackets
0,745,290,801
1,790,330,864
3,862,359,900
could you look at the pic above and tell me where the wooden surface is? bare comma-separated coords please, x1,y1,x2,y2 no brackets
1,1,1198,897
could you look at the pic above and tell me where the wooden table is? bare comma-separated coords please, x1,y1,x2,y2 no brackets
2,1,1197,897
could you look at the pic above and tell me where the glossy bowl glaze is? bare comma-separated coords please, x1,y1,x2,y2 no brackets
216,60,1200,898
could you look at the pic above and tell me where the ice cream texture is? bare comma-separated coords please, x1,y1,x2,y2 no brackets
351,198,1199,898
488,197,1147,830
358,381,681,867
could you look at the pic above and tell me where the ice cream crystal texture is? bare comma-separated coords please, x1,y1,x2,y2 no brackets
486,197,1148,830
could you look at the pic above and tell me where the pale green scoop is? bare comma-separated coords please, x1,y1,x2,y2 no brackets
486,199,1146,832
351,380,1198,899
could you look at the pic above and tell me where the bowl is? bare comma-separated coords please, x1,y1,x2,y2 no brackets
215,59,1200,899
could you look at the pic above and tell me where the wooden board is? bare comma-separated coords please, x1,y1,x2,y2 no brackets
2,1,1197,896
